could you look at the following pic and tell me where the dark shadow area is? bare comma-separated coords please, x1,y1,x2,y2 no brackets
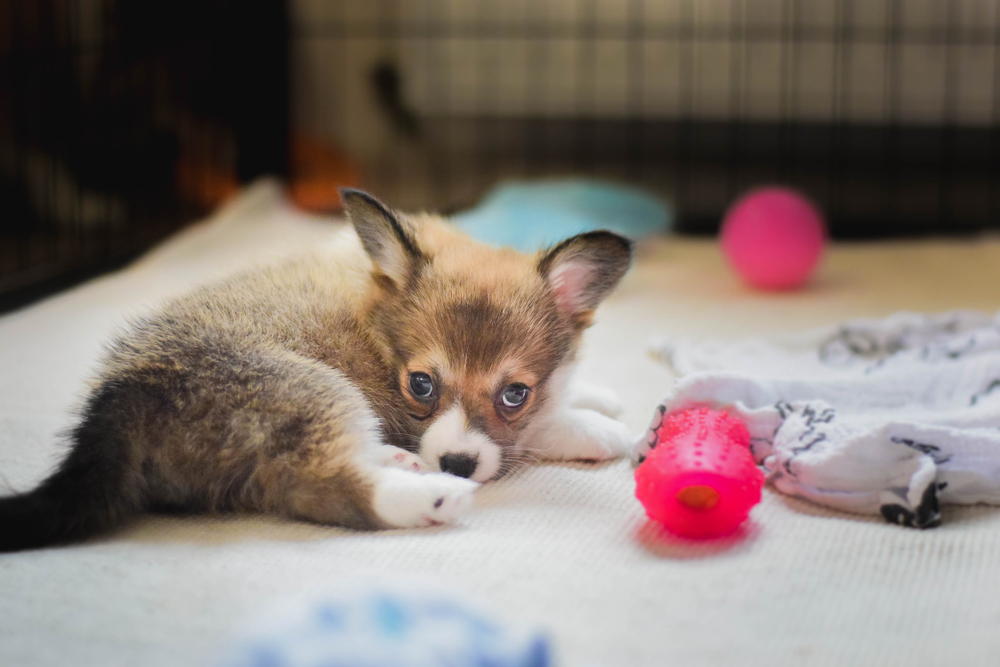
0,0,289,311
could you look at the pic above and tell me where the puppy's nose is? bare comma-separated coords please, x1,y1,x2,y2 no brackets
439,453,478,479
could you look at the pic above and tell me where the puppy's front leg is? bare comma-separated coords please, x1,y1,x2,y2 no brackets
371,468,479,528
528,404,633,462
565,380,625,418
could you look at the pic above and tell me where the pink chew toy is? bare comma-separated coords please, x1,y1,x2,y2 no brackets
720,186,827,290
635,408,764,539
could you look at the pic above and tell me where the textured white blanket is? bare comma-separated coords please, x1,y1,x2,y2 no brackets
5,182,1000,666
633,310,1000,529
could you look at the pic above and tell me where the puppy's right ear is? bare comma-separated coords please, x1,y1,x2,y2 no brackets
340,189,424,287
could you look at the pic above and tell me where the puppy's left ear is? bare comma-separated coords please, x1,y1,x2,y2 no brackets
340,188,424,288
538,231,633,324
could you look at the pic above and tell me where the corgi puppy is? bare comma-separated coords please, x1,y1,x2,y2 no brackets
0,190,633,551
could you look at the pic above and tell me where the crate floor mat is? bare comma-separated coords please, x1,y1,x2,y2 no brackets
2,180,1000,666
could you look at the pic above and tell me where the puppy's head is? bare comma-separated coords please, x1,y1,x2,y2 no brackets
342,189,632,482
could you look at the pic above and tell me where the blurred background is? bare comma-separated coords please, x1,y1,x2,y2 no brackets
2,0,999,309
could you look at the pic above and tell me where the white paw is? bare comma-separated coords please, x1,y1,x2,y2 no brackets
375,445,430,473
372,468,479,529
534,408,633,462
566,382,624,418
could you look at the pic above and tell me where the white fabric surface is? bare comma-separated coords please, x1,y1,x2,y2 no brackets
634,310,1000,529
3,181,1000,666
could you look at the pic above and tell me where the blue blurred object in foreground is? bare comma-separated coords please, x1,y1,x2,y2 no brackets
218,585,551,667
452,179,672,252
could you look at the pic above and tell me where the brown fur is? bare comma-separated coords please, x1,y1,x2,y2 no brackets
0,189,632,550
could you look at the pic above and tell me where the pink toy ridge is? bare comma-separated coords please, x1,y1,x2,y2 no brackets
635,408,764,539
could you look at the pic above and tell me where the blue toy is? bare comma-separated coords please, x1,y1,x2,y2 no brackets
218,585,551,667
452,179,672,252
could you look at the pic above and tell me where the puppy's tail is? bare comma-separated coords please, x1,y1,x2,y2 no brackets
0,382,144,552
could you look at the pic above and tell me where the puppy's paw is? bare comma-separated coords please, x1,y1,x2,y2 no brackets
565,410,633,460
566,381,625,418
375,444,430,473
535,408,633,462
373,468,479,529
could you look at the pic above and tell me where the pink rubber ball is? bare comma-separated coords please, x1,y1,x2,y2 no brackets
720,187,827,290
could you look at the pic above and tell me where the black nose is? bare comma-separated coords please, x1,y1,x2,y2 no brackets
439,453,478,479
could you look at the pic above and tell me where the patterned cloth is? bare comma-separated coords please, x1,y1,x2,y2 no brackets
633,310,1000,528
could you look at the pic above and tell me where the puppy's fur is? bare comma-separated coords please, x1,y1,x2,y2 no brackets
0,190,633,551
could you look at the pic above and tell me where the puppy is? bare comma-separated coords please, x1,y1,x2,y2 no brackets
0,190,633,551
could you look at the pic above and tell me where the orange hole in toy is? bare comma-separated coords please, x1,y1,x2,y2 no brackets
675,485,721,510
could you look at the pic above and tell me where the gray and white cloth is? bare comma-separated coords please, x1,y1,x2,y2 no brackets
632,310,1000,528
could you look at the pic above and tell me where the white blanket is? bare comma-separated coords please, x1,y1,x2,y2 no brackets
5,183,1000,666
633,310,1000,528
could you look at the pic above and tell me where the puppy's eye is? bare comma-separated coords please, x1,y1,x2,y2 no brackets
501,383,529,408
408,372,435,399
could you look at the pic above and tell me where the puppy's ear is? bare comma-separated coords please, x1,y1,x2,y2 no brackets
538,231,633,323
341,189,424,287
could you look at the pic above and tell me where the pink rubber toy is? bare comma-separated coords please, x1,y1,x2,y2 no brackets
720,186,827,290
635,408,764,539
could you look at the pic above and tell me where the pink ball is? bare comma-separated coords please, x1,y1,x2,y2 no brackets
720,187,827,290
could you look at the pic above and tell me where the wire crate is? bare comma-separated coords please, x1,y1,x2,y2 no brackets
295,0,1000,236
